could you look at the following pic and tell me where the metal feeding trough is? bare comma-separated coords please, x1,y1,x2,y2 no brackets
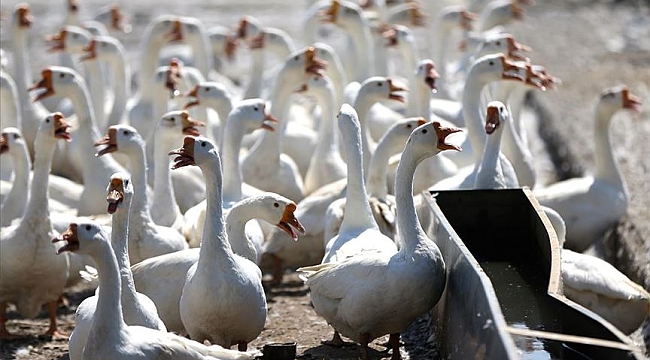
419,188,646,360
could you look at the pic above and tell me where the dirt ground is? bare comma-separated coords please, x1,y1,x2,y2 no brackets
0,0,649,359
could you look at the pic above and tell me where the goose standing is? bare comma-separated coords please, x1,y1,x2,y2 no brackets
68,173,166,360
298,120,460,360
534,86,642,251
53,221,261,360
95,124,188,263
0,113,71,338
0,128,30,227
30,67,129,216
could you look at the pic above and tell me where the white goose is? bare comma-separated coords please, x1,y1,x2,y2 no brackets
150,110,204,231
172,136,266,350
0,128,30,227
181,99,277,248
91,4,131,36
299,75,347,195
184,82,234,152
95,124,188,264
68,173,166,360
53,221,261,360
30,67,129,216
298,120,460,360
132,140,303,335
0,70,20,182
0,113,71,338
324,117,427,245
473,101,511,189
534,86,643,251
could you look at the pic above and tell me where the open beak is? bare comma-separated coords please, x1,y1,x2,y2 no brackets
262,109,278,131
305,47,327,76
53,224,80,254
501,56,526,81
424,62,439,93
17,6,33,28
0,133,8,154
249,32,265,50
411,5,429,27
319,0,339,24
29,69,55,102
94,127,118,156
183,85,200,109
168,136,196,169
485,106,500,134
506,35,531,62
623,88,643,113
276,203,306,241
460,10,477,31
225,35,237,61
433,121,463,151
106,177,124,214
381,26,398,47
166,20,183,42
45,29,67,53
53,113,72,141
511,2,525,20
236,17,248,39
111,5,131,33
181,112,205,136
80,38,97,62
388,78,408,103
165,62,182,98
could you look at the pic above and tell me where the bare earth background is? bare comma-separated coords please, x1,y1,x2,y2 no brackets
0,0,649,359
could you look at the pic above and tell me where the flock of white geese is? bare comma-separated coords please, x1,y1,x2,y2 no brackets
0,0,648,359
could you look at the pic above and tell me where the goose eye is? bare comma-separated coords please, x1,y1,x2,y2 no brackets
422,129,427,134
124,179,129,187
85,224,91,231
294,55,299,61
102,42,107,47
377,82,382,87
488,61,494,66
406,124,412,129
13,133,20,139
72,33,78,38
205,87,210,92
123,130,129,135
495,41,501,46
60,73,65,78
273,202,279,208
253,106,258,111
201,141,206,147
170,117,175,122
46,118,50,123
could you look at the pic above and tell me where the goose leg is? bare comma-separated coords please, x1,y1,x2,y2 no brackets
42,300,64,338
0,302,14,339
359,332,371,360
237,341,247,351
389,333,402,360
321,330,354,347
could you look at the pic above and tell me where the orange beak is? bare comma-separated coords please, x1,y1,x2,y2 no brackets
106,177,124,214
276,203,306,241
0,133,9,154
80,38,97,62
168,136,196,169
181,111,205,136
53,112,72,141
388,78,408,103
29,69,55,102
460,10,477,31
94,127,118,156
183,85,201,109
305,47,327,76
166,20,183,42
53,224,80,254
622,87,643,113
45,29,67,53
319,0,340,23
433,121,463,151
17,5,33,28
485,105,500,134
424,62,440,93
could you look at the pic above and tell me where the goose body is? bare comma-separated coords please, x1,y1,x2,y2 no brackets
68,173,166,360
0,128,30,227
0,113,71,338
54,221,260,360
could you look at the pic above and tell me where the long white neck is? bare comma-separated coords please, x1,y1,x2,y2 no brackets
111,198,140,313
397,40,419,117
11,27,39,150
347,20,373,81
353,94,379,173
474,128,506,189
312,86,342,167
151,132,181,226
205,97,233,147
366,132,400,200
85,59,106,128
196,152,235,272
124,143,152,225
224,201,260,263
188,34,212,77
414,80,432,119
105,52,129,128
461,69,491,162
2,141,31,224
24,133,56,222
244,48,264,100
220,115,246,207
138,34,165,97
338,120,377,233
89,239,127,342
371,32,389,77
395,144,429,254
430,24,452,99
594,105,626,191
0,73,20,129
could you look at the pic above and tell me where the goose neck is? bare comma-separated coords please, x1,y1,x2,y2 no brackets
91,239,127,341
86,60,106,128
347,21,373,81
353,95,378,172
111,202,140,309
593,106,626,190
197,153,235,271
221,116,246,205
244,48,264,100
475,129,505,188
125,144,151,221
461,72,489,162
138,35,165,96
106,54,129,127
152,132,180,220
188,34,212,77
224,202,259,263
24,135,56,220
365,134,395,200
313,88,340,160
395,145,428,254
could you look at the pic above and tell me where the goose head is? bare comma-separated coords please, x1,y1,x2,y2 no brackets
227,98,278,133
523,64,560,91
484,101,508,135
79,35,122,62
248,28,295,61
106,172,133,214
437,6,477,32
475,33,531,62
386,2,429,28
246,193,306,241
12,4,33,30
95,125,144,157
407,121,463,161
282,47,327,79
381,117,428,151
53,221,107,255
357,77,408,104
470,53,526,84
93,4,131,34
184,82,232,110
236,15,263,42
597,86,643,116
0,127,25,155
208,26,238,61
481,0,528,29
295,75,334,104
320,0,364,29
381,24,414,49
46,26,92,54
415,59,440,93
176,16,208,47
167,19,183,43
158,110,205,139
168,135,218,170
29,66,84,102
43,112,72,141
153,60,183,98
